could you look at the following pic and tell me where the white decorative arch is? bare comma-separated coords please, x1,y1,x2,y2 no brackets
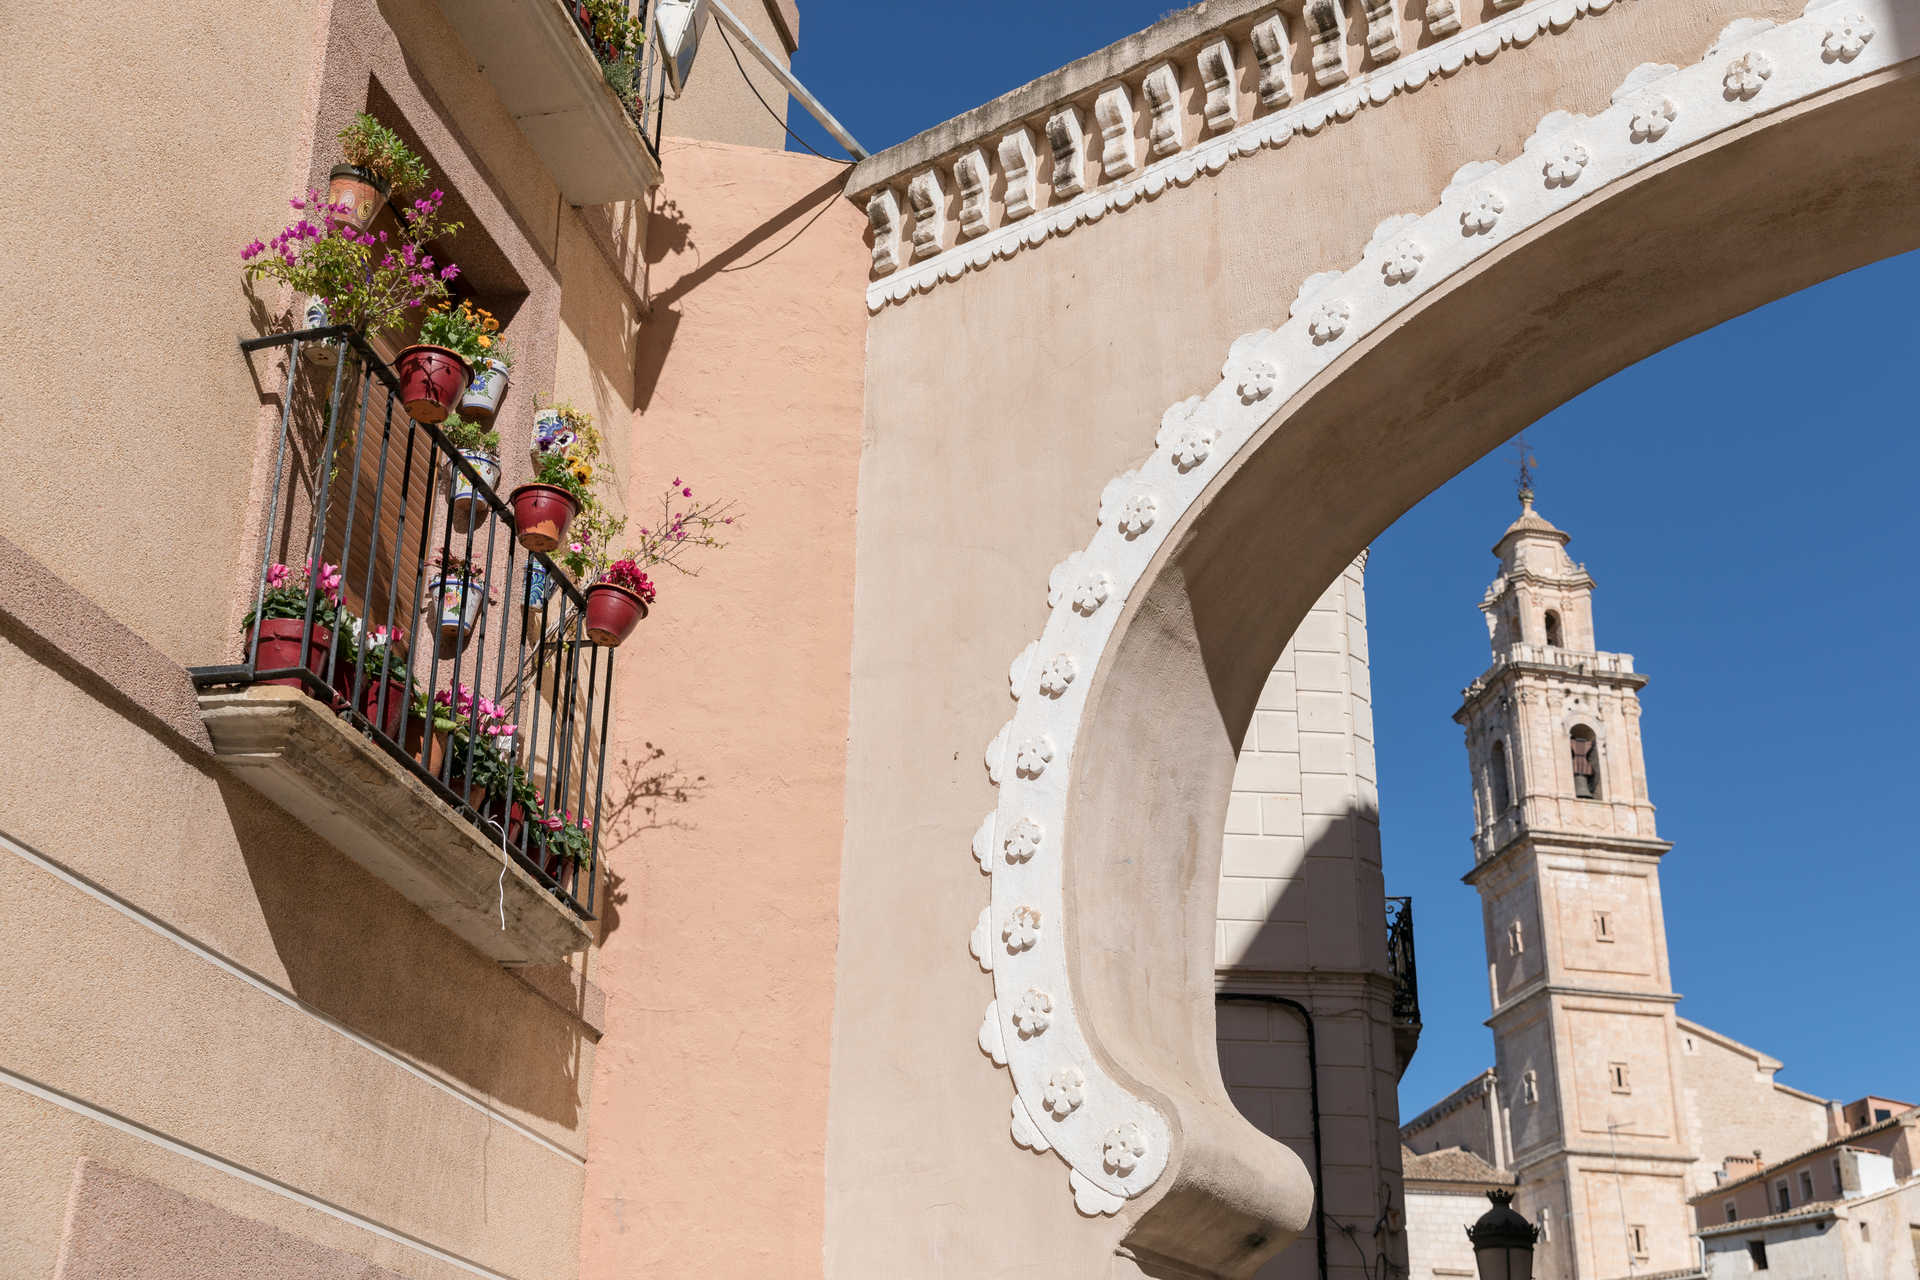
968,0,1901,1224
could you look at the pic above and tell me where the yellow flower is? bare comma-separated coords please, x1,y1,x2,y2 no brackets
477,336,493,349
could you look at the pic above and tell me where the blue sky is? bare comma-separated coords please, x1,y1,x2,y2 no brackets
774,4,1920,1114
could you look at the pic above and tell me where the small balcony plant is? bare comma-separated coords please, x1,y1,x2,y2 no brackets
331,112,432,233
441,414,503,532
455,307,514,421
584,480,740,647
531,805,594,895
397,298,495,425
425,549,494,658
240,560,344,691
415,681,517,808
347,622,418,743
509,450,593,555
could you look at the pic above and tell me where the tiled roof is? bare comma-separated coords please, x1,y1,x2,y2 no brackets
1689,1106,1918,1202
1697,1201,1841,1237
1401,1145,1514,1187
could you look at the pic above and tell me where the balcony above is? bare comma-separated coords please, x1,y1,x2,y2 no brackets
201,687,593,964
439,0,662,204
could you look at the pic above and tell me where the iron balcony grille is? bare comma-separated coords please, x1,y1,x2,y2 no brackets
568,0,666,160
193,325,614,922
1386,895,1420,1027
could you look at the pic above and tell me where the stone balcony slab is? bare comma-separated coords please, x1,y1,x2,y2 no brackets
438,0,661,204
198,687,592,965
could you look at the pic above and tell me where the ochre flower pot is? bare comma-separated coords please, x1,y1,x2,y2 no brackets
328,164,391,234
248,620,335,692
584,582,649,647
509,484,579,554
426,730,490,809
394,345,471,424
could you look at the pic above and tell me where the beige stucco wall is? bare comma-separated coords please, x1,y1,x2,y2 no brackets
580,135,867,1280
1679,1022,1830,1196
827,1,1848,1270
663,0,800,151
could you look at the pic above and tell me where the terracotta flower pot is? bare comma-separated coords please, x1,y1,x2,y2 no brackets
508,484,578,554
394,345,471,424
359,677,421,749
426,730,490,809
247,619,335,692
459,357,512,421
483,795,527,847
328,164,391,234
535,835,578,897
584,582,649,647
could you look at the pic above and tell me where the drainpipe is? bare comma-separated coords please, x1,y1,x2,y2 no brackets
1219,992,1328,1280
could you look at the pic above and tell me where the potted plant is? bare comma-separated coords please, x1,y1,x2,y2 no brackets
396,299,492,425
244,187,463,357
330,112,431,234
240,560,344,691
425,549,493,657
457,316,513,421
530,402,600,466
441,414,502,532
416,682,516,809
509,450,593,553
352,623,419,745
584,480,741,647
531,805,594,896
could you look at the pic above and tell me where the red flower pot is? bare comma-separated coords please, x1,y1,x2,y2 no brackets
426,730,490,808
483,796,527,847
327,164,390,233
393,344,471,424
584,582,649,647
247,619,335,692
508,483,579,554
535,837,578,897
360,677,421,749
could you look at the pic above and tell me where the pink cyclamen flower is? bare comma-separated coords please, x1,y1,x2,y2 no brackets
266,564,292,588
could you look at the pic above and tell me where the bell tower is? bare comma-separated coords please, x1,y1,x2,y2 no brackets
1454,489,1695,1280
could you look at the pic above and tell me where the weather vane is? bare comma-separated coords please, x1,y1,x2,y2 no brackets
1511,433,1537,503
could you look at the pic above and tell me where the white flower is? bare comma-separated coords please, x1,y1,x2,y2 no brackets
1723,51,1772,100
1822,14,1874,62
1002,817,1043,864
1381,239,1424,285
1072,572,1112,616
1541,140,1589,188
1043,1067,1086,1119
1037,654,1077,697
1460,189,1505,236
1169,424,1215,472
1236,358,1278,404
1117,494,1158,539
1629,97,1677,143
1015,735,1055,778
1308,299,1351,345
1103,1122,1148,1174
1003,905,1042,953
1012,988,1052,1037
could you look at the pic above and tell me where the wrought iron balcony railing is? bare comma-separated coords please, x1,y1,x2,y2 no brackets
1386,896,1420,1027
567,0,666,160
193,326,613,924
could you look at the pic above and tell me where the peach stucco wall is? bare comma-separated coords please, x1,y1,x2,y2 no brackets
581,137,867,1279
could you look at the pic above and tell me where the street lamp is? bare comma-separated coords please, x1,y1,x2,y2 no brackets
1467,1189,1541,1280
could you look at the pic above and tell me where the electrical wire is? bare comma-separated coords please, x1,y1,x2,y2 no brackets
713,20,852,164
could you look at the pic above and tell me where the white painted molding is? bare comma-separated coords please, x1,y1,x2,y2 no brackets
866,189,901,275
955,148,992,239
1142,63,1187,157
1095,85,1139,179
906,170,947,261
867,0,1647,311
1250,14,1294,107
1427,0,1463,37
1363,0,1404,61
1198,39,1242,133
999,127,1040,219
1047,107,1090,198
963,0,1906,1221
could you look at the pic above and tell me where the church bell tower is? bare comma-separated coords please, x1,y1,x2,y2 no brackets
1454,490,1694,1280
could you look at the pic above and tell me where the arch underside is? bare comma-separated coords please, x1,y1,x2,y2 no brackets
967,5,1920,1275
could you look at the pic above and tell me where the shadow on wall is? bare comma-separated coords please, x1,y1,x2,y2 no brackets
592,741,707,943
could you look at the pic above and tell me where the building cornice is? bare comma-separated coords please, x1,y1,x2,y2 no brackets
1463,830,1672,885
1487,981,1682,1025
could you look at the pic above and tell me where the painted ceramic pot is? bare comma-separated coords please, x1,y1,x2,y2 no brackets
428,573,484,657
394,345,471,424
327,164,390,234
303,299,340,366
531,409,577,464
247,619,335,692
508,484,578,554
448,449,501,532
525,559,557,616
458,357,512,421
584,582,649,647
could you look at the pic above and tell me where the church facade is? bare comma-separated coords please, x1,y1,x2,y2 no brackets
1401,495,1904,1280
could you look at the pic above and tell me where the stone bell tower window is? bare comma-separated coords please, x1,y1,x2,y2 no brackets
1545,609,1563,648
1570,725,1599,799
1490,739,1512,813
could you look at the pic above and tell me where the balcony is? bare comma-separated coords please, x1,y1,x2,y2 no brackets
192,327,616,964
1386,896,1421,1077
439,0,665,204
